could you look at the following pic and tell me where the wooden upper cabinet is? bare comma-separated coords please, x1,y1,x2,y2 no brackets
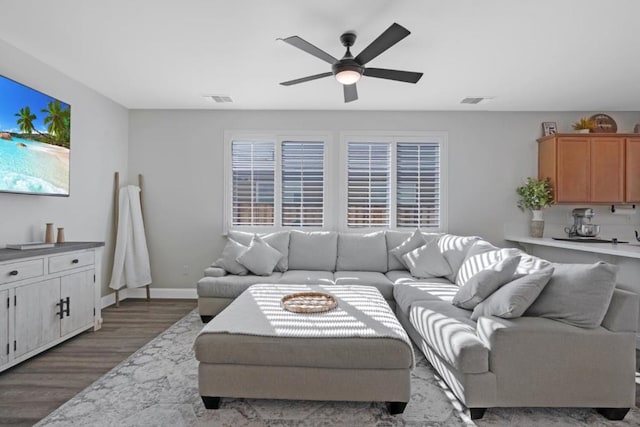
538,133,633,204
627,137,640,202
556,136,590,202
590,137,624,203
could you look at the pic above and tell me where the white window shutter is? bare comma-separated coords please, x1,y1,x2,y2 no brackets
347,142,391,228
281,141,324,227
396,142,440,228
231,141,275,226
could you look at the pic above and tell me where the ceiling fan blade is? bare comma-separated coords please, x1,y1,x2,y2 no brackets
343,83,358,103
355,23,410,65
280,72,333,86
278,36,338,64
363,68,423,83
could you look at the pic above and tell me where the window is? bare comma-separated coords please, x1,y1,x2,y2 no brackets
226,133,327,230
343,133,445,230
231,141,275,226
347,143,391,227
281,141,324,227
396,143,441,228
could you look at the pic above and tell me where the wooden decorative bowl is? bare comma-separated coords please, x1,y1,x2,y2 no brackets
281,292,338,314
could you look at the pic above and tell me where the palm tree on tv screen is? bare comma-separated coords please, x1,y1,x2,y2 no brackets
42,100,70,147
14,106,37,135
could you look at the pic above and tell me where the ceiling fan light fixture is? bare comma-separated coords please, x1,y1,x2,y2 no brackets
335,69,361,85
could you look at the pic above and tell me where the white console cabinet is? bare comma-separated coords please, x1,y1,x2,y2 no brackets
0,242,103,373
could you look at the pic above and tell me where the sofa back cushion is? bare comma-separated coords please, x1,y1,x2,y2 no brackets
228,230,290,272
525,261,618,328
336,231,388,272
288,230,338,271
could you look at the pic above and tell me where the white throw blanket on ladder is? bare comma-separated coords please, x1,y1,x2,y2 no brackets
109,185,152,290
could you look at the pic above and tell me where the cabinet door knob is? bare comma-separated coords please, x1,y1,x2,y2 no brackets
55,299,64,319
71,259,79,264
9,270,18,276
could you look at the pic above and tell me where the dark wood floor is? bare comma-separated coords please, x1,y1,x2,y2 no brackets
0,298,196,427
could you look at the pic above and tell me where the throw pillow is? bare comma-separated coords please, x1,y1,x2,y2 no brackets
456,241,521,287
452,255,521,310
402,238,452,278
214,238,249,275
524,262,618,328
390,229,426,270
470,266,555,321
236,235,283,276
228,230,290,272
437,234,481,282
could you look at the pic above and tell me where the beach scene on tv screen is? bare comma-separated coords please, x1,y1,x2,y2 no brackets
0,75,70,195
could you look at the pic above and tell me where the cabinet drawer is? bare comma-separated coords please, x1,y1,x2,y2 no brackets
0,259,44,285
49,251,94,273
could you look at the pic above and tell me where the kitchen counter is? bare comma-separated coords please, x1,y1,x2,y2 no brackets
504,234,640,260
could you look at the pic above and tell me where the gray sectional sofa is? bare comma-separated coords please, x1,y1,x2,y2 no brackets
196,229,637,420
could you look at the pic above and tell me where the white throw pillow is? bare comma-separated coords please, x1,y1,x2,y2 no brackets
228,230,290,272
390,229,426,270
214,238,249,275
402,238,452,279
456,241,520,287
471,266,554,320
236,235,283,276
525,262,618,328
452,255,521,310
437,234,481,282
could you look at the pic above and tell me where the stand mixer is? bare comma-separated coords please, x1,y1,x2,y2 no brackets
564,208,600,237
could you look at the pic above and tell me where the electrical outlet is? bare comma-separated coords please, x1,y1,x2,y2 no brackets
182,265,189,276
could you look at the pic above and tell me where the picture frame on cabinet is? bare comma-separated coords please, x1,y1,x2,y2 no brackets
542,122,557,136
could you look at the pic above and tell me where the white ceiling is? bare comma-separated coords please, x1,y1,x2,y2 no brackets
2,0,640,111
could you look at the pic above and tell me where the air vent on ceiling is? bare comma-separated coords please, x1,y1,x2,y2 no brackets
461,96,494,105
204,94,233,103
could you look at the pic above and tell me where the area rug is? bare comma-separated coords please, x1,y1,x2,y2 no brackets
37,310,640,426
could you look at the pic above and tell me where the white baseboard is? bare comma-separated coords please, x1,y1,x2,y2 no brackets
101,287,197,308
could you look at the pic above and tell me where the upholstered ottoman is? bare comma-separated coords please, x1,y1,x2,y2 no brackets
194,284,414,414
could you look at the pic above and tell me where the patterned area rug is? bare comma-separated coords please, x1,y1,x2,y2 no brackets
37,310,640,426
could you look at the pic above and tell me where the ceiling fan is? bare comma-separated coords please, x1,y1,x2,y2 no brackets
278,23,423,103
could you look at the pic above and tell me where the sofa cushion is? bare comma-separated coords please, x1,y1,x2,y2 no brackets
214,239,249,275
228,230,291,272
393,279,459,313
437,234,481,282
279,270,335,285
236,235,283,276
197,273,283,299
288,230,338,271
471,266,554,321
333,271,394,300
452,256,521,310
389,229,425,270
410,301,489,374
385,230,413,271
204,266,226,277
402,237,452,279
525,262,618,328
385,270,416,284
336,231,387,272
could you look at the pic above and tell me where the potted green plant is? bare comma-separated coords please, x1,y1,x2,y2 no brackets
572,117,595,134
516,177,554,237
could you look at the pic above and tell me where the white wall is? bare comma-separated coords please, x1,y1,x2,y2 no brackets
128,109,640,290
0,39,129,296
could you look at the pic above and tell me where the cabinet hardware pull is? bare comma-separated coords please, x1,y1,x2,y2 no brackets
71,259,79,264
64,296,70,317
55,299,64,319
9,270,18,276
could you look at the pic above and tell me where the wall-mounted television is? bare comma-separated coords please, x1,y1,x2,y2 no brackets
0,74,70,196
